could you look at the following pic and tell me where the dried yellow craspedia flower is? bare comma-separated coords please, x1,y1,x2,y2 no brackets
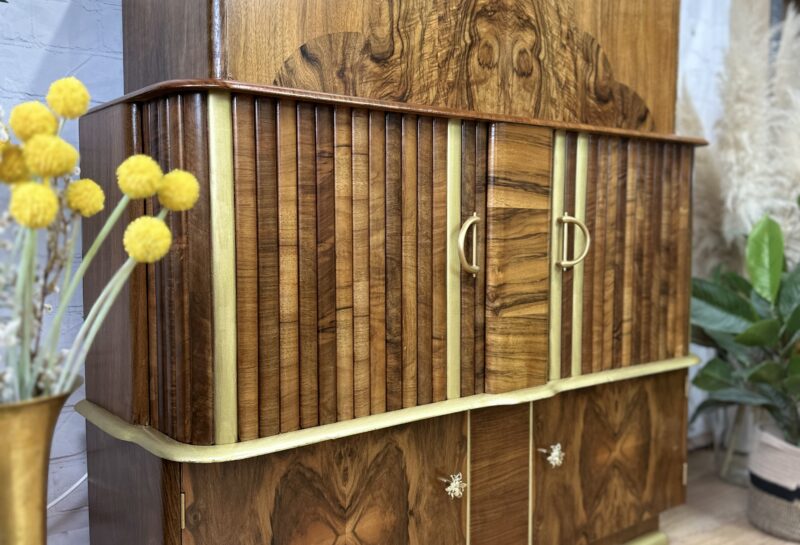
24,134,78,178
0,145,30,183
9,181,59,228
116,155,163,199
123,216,172,263
9,101,57,142
47,77,91,119
66,178,105,217
158,169,199,211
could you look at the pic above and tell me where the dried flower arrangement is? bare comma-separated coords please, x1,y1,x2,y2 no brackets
0,77,199,403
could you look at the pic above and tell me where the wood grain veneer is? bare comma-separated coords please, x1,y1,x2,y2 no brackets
122,0,680,132
531,371,687,544
485,124,552,393
181,413,467,545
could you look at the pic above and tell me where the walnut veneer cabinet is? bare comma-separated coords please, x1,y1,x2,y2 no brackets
78,2,701,544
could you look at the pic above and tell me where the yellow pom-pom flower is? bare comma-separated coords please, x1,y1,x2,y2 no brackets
9,181,59,228
116,155,163,199
158,169,200,211
0,145,30,184
46,77,91,119
9,101,57,142
66,178,105,217
123,216,172,263
23,134,78,178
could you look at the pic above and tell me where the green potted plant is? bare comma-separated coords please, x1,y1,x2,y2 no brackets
0,77,200,545
692,215,800,542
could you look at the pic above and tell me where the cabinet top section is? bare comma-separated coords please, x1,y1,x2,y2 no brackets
92,79,706,146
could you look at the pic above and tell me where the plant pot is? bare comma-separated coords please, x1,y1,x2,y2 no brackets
0,389,72,545
747,427,800,542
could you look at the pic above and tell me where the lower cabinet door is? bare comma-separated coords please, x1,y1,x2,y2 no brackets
181,413,467,545
531,371,687,544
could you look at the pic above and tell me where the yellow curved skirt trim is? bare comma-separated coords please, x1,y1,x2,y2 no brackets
626,531,668,545
77,355,698,463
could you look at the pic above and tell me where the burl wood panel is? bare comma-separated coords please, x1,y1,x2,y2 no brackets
140,94,215,444
182,414,467,545
579,136,693,372
485,124,552,392
80,103,147,425
531,371,687,544
124,0,679,131
470,404,531,545
86,424,181,545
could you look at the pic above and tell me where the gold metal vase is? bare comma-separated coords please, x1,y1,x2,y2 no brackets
0,390,71,545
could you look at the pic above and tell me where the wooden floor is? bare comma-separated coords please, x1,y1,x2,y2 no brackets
661,449,793,544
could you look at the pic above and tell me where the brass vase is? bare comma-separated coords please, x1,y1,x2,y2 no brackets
0,390,71,545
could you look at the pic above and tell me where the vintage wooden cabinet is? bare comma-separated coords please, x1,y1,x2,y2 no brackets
79,1,700,544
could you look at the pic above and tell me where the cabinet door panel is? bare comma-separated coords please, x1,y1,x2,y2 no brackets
182,413,467,545
563,136,693,375
485,124,552,393
531,371,687,544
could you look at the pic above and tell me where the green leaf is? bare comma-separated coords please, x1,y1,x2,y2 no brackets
784,305,800,340
704,329,756,366
735,318,781,347
746,361,785,385
708,387,774,406
720,271,753,297
690,399,734,424
693,358,737,391
746,216,784,303
788,356,800,377
691,278,758,334
751,290,774,319
778,266,800,318
784,376,800,397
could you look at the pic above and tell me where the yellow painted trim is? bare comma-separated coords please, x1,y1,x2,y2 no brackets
527,401,534,545
447,119,462,400
207,90,238,445
625,531,669,545
78,355,699,463
549,131,566,381
571,133,589,377
466,410,472,545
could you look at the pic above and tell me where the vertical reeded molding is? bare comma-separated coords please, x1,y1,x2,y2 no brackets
570,134,589,377
446,119,462,400
207,90,239,444
548,131,567,381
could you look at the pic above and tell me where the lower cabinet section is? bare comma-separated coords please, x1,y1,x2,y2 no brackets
529,371,687,544
86,371,686,545
181,413,468,545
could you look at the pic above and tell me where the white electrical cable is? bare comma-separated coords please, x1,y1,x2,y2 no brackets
47,473,87,510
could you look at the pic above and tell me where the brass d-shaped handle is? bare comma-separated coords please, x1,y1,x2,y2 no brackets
458,213,481,276
556,214,591,270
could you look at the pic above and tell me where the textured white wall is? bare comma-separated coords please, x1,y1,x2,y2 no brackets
0,1,122,543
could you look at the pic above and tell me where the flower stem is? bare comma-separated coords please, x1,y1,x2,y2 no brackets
44,194,130,374
17,229,37,398
56,257,136,394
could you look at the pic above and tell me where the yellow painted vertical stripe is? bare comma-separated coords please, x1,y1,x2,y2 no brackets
466,410,472,545
571,133,589,377
548,131,566,381
446,119,462,400
208,90,238,444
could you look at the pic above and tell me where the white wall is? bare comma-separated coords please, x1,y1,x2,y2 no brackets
0,1,122,543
